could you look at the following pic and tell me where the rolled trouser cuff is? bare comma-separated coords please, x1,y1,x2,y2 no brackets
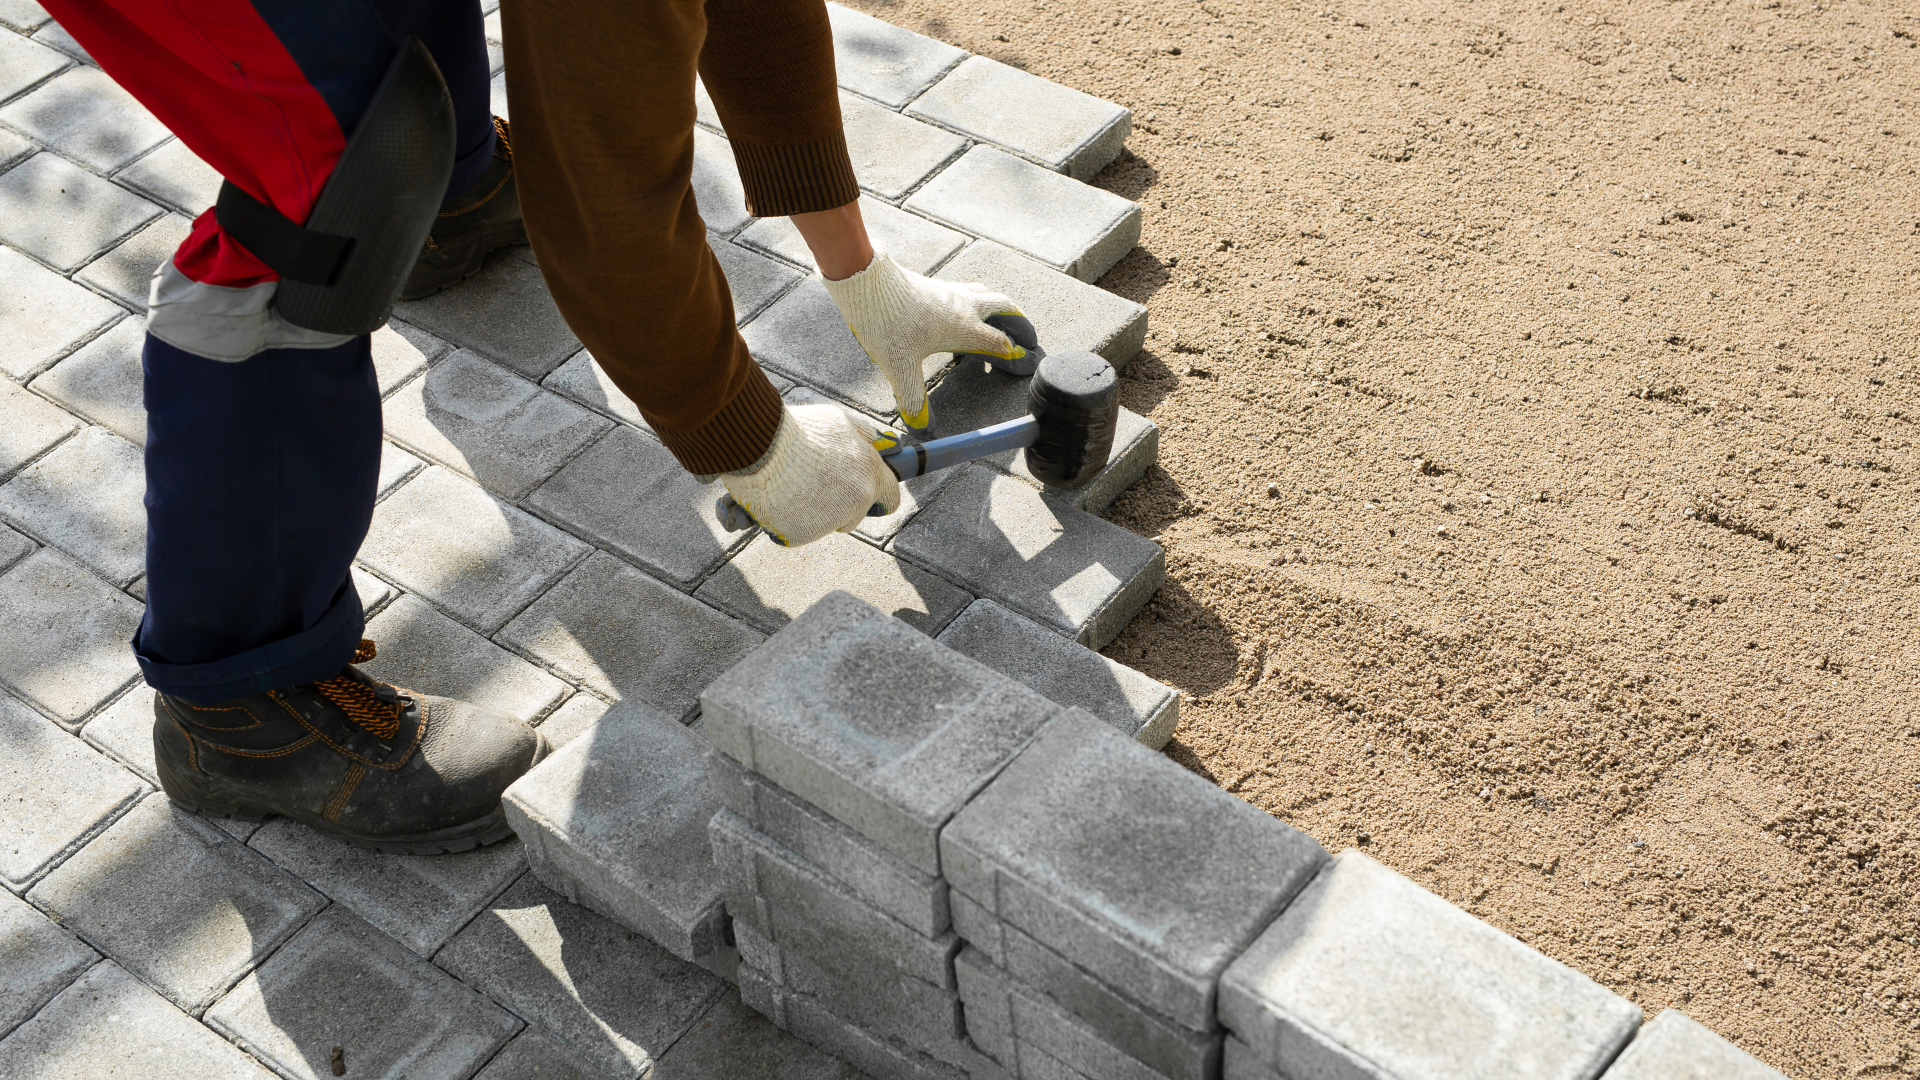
135,578,366,704
729,133,861,218
651,361,786,476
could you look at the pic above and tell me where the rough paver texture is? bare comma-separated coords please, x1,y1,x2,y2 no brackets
826,2,966,108
712,236,804,322
697,531,973,637
1044,255,1150,337
1220,850,1642,1080
0,245,123,380
0,425,146,585
73,212,190,308
1600,1009,1787,1080
76,683,161,783
370,320,442,395
113,137,222,214
28,313,145,445
29,794,325,1012
907,57,1131,181
526,423,748,588
738,966,967,1080
503,700,729,963
533,691,610,750
692,127,752,234
709,747,950,937
360,594,569,722
944,710,1329,1032
0,865,96,1034
905,147,1141,283
0,65,169,171
499,550,764,718
206,905,519,1080
955,947,1168,1080
892,466,1165,649
0,548,143,725
0,25,65,100
0,688,143,890
543,349,656,431
26,17,87,62
851,462,959,546
937,599,1178,747
702,591,1062,874
0,961,275,1079
359,466,590,634
841,91,969,199
438,874,729,1080
247,817,529,957
374,439,424,500
712,810,959,990
0,523,33,574
392,254,581,379
743,277,951,417
740,194,967,276
652,991,865,1080
734,918,963,1057
0,152,160,270
0,378,80,478
384,348,610,500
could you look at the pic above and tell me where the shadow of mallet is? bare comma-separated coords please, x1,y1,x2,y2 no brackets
717,315,1118,533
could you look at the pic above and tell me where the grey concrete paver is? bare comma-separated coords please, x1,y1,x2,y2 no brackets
0,522,32,574
850,465,958,547
739,194,966,276
738,965,967,1080
533,691,610,750
0,687,144,891
0,425,145,585
905,147,1140,283
907,57,1131,181
0,126,31,171
247,818,530,958
944,711,1328,1033
29,793,326,1012
27,19,89,64
113,137,222,214
712,237,804,323
359,466,590,634
74,211,190,308
933,240,1148,367
0,960,276,1079
28,314,144,445
1222,1035,1282,1080
692,127,752,235
0,547,142,726
370,320,441,396
0,245,123,380
734,919,963,1059
841,90,968,200
438,874,729,1080
525,423,748,589
697,531,971,637
1601,1009,1787,1080
826,2,966,108
504,700,728,963
361,594,570,722
653,991,864,1080
693,75,721,132
473,1023,610,1080
954,947,1162,1080
542,349,656,432
76,683,158,783
384,349,611,500
0,26,66,102
1219,850,1642,1080
207,904,519,1080
0,65,169,171
937,599,1178,748
702,591,1061,875
0,152,161,271
891,466,1163,649
0,887,96,1037
742,277,949,417
0,0,51,32
392,254,581,380
0,377,79,478
498,551,764,719
375,439,424,500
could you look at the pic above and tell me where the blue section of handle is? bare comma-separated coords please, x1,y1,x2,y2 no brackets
880,416,1039,480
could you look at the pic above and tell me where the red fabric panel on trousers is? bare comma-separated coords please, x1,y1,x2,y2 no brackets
39,0,349,287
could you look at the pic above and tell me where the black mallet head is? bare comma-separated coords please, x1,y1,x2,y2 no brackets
1024,349,1118,487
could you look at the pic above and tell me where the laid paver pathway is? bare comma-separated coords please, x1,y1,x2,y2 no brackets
0,1,1163,1076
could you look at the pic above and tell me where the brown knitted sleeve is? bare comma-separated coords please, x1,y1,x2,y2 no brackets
700,0,861,216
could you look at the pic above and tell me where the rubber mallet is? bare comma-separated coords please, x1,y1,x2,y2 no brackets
716,346,1118,532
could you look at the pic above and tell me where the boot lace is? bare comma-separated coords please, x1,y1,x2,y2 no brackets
492,115,512,160
312,639,401,740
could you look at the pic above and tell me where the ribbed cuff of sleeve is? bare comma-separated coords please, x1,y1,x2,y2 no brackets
652,363,786,476
730,132,862,218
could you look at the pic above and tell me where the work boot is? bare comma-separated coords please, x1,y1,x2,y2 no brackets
399,115,527,300
152,639,549,855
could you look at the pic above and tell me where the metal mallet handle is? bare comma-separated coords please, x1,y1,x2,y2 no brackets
878,416,1038,480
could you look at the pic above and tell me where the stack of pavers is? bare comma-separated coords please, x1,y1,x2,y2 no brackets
699,591,1333,1080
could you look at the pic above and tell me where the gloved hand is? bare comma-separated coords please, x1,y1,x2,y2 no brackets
718,402,902,547
821,249,1025,431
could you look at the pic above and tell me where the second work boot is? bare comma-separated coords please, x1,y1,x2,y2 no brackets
152,639,548,855
399,115,528,300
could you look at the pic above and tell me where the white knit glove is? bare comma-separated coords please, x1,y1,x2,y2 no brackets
719,403,902,547
820,249,1026,431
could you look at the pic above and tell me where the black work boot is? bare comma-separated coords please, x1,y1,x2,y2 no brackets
399,115,528,300
152,639,549,855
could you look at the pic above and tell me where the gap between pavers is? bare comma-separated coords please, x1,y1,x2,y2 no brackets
0,686,146,893
905,56,1131,182
0,960,276,1080
905,146,1141,284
